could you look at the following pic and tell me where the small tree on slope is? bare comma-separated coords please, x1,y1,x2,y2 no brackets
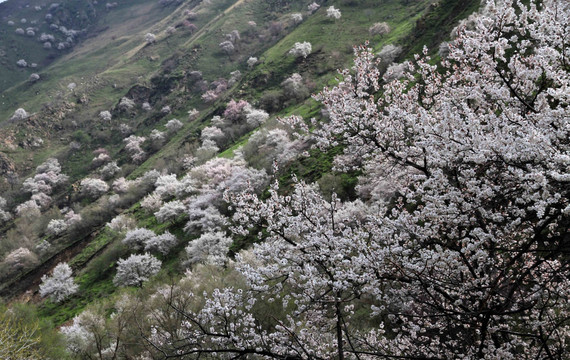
39,263,78,303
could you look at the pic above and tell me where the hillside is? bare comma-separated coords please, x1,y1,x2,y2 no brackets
8,0,567,358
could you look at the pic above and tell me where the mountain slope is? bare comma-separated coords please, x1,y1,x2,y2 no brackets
0,0,481,335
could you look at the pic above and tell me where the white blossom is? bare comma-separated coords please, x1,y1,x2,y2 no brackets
113,253,161,287
288,42,312,58
39,263,78,303
326,6,341,20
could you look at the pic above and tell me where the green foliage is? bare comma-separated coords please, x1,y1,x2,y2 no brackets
0,303,69,359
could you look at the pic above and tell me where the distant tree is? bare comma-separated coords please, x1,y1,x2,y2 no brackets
150,129,166,149
195,139,219,161
35,240,52,257
2,247,38,273
39,263,78,303
15,200,41,218
123,135,146,163
184,205,227,234
268,21,283,37
165,118,183,133
99,110,112,122
10,108,29,121
326,6,341,19
201,90,218,103
182,21,198,33
141,193,163,212
119,123,133,136
308,2,320,13
228,70,242,86
31,192,51,209
200,126,225,145
63,209,82,226
46,219,67,236
122,228,156,250
242,128,301,170
247,57,258,68
39,33,55,42
369,21,390,36
144,231,178,255
154,200,186,223
99,161,121,180
245,108,269,128
80,178,109,198
184,10,197,19
288,41,312,58
92,152,111,167
184,231,232,267
118,97,135,111
219,40,235,57
142,102,152,111
224,99,249,123
291,13,303,24
113,253,161,287
376,44,402,69
112,177,131,194
107,214,136,233
154,174,180,198
225,30,240,44
281,73,309,102
187,108,199,120
383,62,407,81
0,205,11,224
144,33,156,44
29,73,40,82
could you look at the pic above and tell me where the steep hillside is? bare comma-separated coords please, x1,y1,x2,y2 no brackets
0,0,492,357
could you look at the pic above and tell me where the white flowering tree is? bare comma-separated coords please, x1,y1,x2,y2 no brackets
80,178,109,198
139,1,570,358
144,32,156,44
184,231,232,267
113,253,161,287
39,263,78,303
288,41,312,59
122,228,156,250
154,200,186,223
99,110,112,122
144,231,178,255
123,135,146,163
